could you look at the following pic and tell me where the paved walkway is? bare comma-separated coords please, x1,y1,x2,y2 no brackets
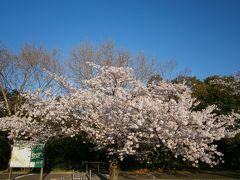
1,170,239,180
118,170,240,180
0,172,101,180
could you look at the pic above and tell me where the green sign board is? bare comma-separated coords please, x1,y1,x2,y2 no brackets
10,141,45,168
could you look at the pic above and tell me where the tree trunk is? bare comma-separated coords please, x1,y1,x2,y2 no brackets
0,88,11,116
109,158,119,180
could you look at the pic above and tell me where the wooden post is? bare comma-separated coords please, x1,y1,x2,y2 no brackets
40,168,43,180
8,167,12,179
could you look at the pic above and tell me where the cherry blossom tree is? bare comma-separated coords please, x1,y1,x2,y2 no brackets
0,63,239,180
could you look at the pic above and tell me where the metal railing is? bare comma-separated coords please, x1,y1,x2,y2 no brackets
82,161,105,175
58,161,105,180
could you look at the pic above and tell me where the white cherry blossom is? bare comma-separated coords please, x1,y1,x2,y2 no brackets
0,64,239,167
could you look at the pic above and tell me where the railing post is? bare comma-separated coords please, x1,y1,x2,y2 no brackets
86,162,88,174
40,168,43,180
8,168,12,179
89,169,92,180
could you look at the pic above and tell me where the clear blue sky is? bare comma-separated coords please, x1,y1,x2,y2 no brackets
1,0,240,79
